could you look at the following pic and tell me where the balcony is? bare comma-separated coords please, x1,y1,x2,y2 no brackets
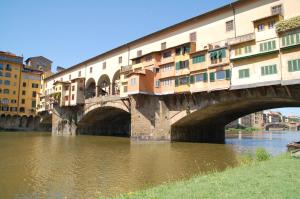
120,65,132,73
228,33,255,46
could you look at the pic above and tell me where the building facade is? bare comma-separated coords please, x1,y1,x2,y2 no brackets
40,0,300,119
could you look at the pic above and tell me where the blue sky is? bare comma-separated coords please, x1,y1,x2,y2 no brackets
1,0,300,116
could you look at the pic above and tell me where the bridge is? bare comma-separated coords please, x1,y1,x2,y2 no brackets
48,84,300,143
265,122,300,131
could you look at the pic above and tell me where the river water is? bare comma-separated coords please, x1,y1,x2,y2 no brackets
0,131,299,199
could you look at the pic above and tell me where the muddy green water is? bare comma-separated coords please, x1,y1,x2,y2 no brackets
0,131,299,199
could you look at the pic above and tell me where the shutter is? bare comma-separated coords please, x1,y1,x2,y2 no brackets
288,61,292,72
246,69,250,77
190,75,195,84
273,65,277,74
291,34,295,45
210,72,215,82
286,35,291,46
272,40,276,49
296,33,300,44
203,73,208,82
175,78,179,86
176,62,180,70
293,60,298,71
260,43,263,52
282,37,286,47
185,46,191,53
268,41,272,50
298,59,300,71
261,67,265,76
225,69,231,80
186,60,189,68
221,49,226,58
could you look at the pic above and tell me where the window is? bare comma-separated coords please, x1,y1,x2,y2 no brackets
0,71,2,76
239,69,250,79
210,70,230,81
216,71,226,80
0,79,2,84
190,32,197,42
72,86,75,91
161,63,173,72
235,48,242,56
261,64,277,75
4,80,10,85
14,74,17,78
69,74,71,80
282,32,300,47
2,106,9,111
145,55,152,62
0,64,3,70
271,4,282,15
162,79,172,86
103,62,107,69
90,67,93,73
0,89,2,93
178,76,189,85
123,85,128,93
194,73,208,82
155,80,160,88
78,71,81,77
65,96,69,101
5,72,11,77
175,47,181,55
258,24,265,32
72,94,75,100
32,100,36,108
32,91,37,97
192,55,205,64
6,64,12,71
22,90,26,95
288,59,300,72
135,58,141,64
32,83,39,88
21,99,25,104
260,40,276,52
13,91,16,95
269,21,275,29
162,51,171,58
23,82,26,87
244,46,252,54
10,107,17,112
20,107,25,113
161,42,166,50
175,60,189,70
137,50,142,57
210,49,226,64
4,89,9,94
226,20,234,32
119,56,122,64
130,78,136,86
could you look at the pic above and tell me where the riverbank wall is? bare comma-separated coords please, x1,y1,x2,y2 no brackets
0,115,51,132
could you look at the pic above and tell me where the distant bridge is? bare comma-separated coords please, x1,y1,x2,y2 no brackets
265,122,300,131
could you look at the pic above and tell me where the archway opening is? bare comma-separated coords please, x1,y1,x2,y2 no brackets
97,75,111,96
77,106,130,136
112,70,120,95
85,78,96,99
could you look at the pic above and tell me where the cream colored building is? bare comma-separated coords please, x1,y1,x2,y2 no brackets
42,0,300,110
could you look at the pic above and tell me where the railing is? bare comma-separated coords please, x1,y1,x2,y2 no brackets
228,33,255,46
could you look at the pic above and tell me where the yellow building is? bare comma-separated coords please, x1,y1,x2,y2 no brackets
19,68,42,116
0,51,23,116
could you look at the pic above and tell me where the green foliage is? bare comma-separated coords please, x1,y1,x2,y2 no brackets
276,16,300,33
255,148,270,161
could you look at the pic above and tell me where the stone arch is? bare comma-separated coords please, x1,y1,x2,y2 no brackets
78,103,130,136
112,70,120,95
85,78,96,99
97,74,111,96
20,115,28,128
170,91,300,143
264,123,289,131
11,115,20,128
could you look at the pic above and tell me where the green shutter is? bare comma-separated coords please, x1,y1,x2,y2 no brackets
282,37,286,47
221,49,226,58
203,73,208,82
260,43,263,52
261,67,265,76
225,69,231,80
245,69,250,77
287,35,291,46
273,65,277,74
298,59,300,71
190,75,195,84
291,34,295,45
239,70,243,78
296,33,300,44
288,61,293,72
210,72,215,82
293,60,297,71
176,62,180,70
175,78,179,86
272,40,276,50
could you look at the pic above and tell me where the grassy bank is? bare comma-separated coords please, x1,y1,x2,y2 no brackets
226,127,260,132
113,154,300,199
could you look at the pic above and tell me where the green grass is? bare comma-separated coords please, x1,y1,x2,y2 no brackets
112,154,300,199
226,127,260,132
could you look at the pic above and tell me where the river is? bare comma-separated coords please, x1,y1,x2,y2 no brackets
0,131,299,199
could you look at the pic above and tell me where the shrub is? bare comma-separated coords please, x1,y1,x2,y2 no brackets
276,16,300,33
256,148,271,162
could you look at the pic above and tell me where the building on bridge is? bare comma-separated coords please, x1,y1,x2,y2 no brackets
40,0,300,142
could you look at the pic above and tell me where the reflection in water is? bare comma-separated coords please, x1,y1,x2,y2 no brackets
0,131,299,198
